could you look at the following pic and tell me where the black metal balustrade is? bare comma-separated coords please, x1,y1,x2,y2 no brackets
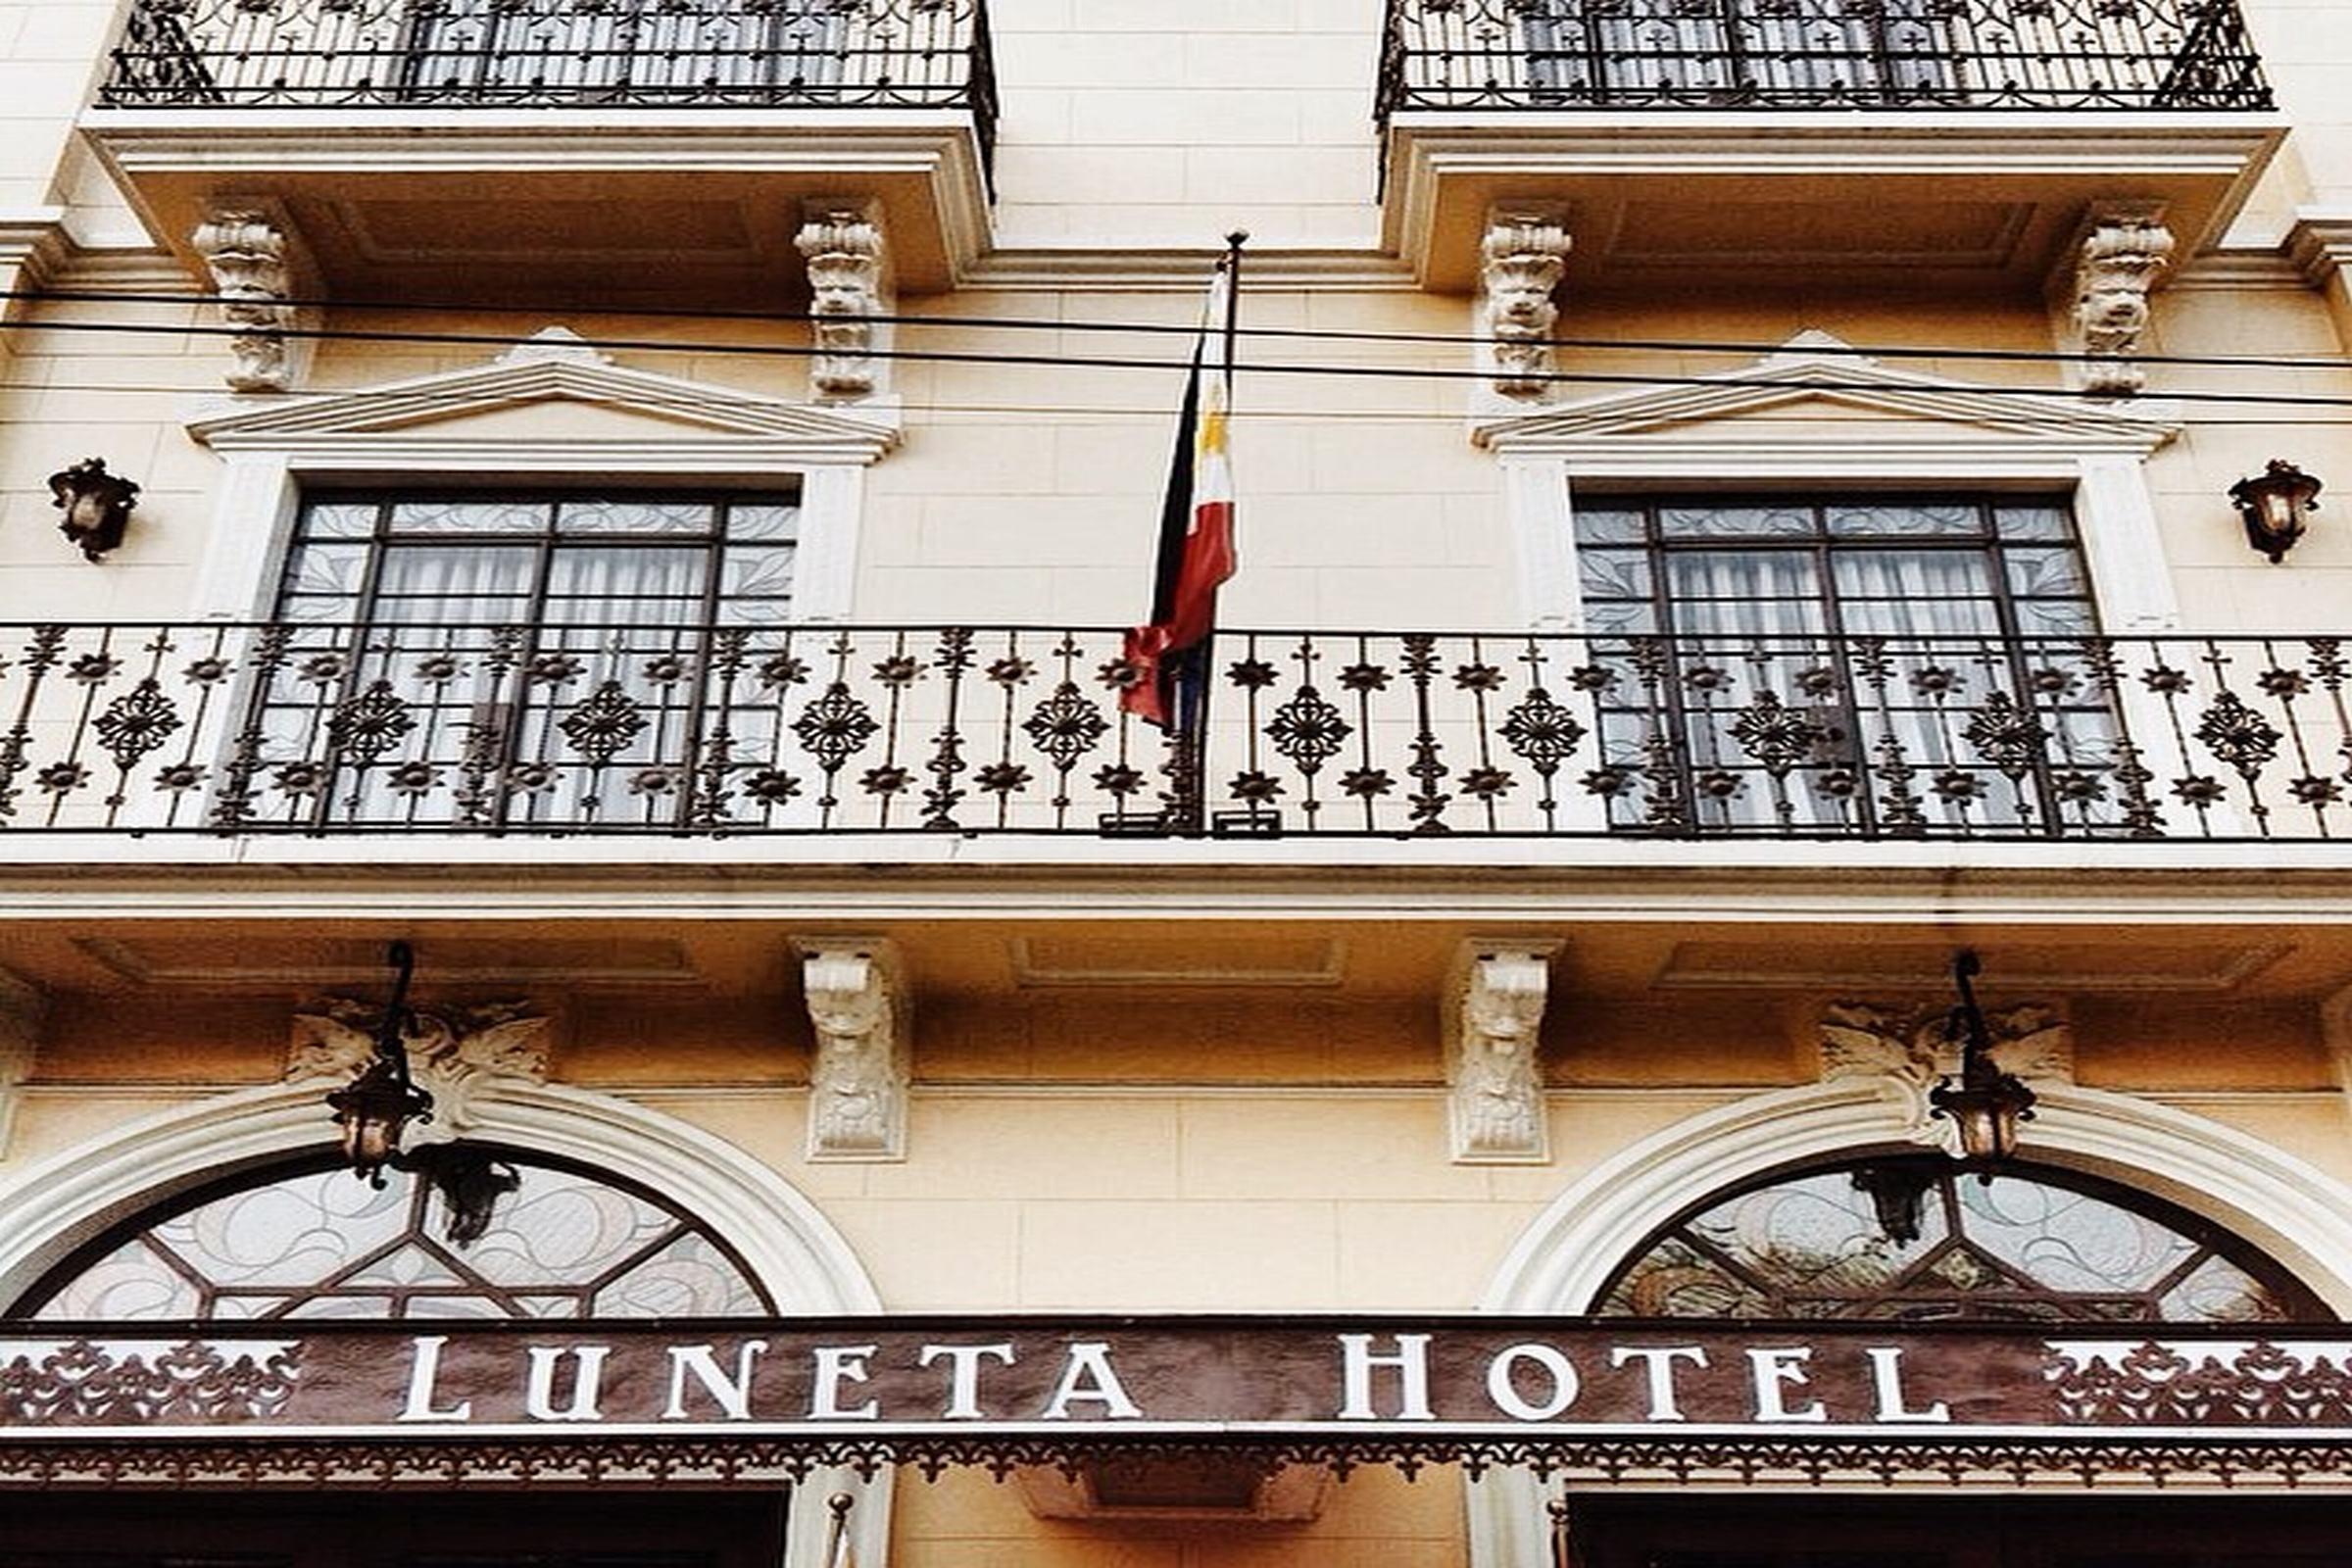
1378,0,2271,115
96,0,997,142
4,622,2350,842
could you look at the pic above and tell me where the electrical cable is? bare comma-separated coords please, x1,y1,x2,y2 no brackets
11,376,2352,430
7,285,2352,373
7,313,2352,410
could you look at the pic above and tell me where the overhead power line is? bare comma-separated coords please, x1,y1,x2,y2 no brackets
7,285,2352,376
7,313,2352,411
13,376,2352,431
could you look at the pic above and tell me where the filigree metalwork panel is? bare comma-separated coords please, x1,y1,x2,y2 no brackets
6,622,2352,840
96,0,997,135
1378,0,2271,114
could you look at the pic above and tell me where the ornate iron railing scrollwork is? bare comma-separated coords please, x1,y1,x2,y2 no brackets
95,0,998,145
1,622,2347,841
1376,0,2272,117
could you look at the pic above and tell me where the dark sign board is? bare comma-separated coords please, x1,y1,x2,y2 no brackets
4,1318,2347,1440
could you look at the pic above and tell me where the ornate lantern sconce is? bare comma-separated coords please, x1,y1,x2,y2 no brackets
324,941,435,1185
46,458,140,563
1929,951,2036,1168
2229,459,2322,564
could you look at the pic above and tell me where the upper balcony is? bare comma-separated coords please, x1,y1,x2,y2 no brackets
79,0,999,304
5,619,2347,854
1376,0,2282,293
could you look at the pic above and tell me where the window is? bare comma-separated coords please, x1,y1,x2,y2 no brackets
11,1147,771,1321
1594,1155,2323,1323
402,0,846,103
1516,0,1960,106
247,490,801,831
1571,495,2123,835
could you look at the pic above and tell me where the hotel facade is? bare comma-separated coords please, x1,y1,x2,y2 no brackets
4,1,2352,1563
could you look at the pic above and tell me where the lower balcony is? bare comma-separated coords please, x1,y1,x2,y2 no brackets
3,622,2346,844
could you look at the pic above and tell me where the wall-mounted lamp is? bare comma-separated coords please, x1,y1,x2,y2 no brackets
46,458,140,563
324,941,435,1185
1929,951,2035,1169
2229,459,2322,564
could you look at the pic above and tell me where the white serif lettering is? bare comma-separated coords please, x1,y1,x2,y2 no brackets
810,1344,882,1420
397,1334,472,1423
1609,1346,1708,1422
1486,1343,1580,1422
524,1346,611,1422
662,1341,769,1421
1866,1346,1951,1424
1040,1342,1142,1420
1744,1347,1826,1423
1337,1334,1435,1422
918,1342,1016,1420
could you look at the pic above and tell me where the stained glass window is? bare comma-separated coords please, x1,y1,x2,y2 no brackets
1594,1157,2324,1323
10,1149,771,1321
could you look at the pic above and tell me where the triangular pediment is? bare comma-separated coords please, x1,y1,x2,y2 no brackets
1475,331,2179,458
188,328,901,464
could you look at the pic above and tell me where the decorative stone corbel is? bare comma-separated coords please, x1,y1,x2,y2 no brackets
795,201,890,402
1479,204,1572,402
288,998,550,1148
1820,997,2072,1157
0,968,47,1161
1445,939,1563,1163
795,937,909,1161
2064,204,2175,398
192,207,306,393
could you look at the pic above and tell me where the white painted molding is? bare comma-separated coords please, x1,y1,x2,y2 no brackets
794,936,909,1162
0,970,45,1163
0,1076,890,1566
1481,331,2185,637
1444,939,1563,1164
182,334,900,621
1474,332,2182,459
1465,1079,2352,1565
2284,210,2352,289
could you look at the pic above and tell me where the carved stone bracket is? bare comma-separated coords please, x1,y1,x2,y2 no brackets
1820,998,2072,1156
795,201,890,402
1445,939,1563,1164
0,968,46,1161
795,937,909,1162
2064,204,2175,398
287,999,550,1149
192,208,306,393
1479,204,1572,402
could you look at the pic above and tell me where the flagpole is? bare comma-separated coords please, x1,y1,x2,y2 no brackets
1174,230,1247,833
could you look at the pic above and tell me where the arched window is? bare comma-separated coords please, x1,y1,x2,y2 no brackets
1593,1154,2327,1323
8,1146,770,1321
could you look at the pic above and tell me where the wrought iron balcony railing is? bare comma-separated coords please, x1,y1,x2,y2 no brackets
96,0,998,143
4,621,2349,843
1377,0,2272,115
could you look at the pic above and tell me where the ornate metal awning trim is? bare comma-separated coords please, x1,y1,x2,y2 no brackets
7,1317,2352,1489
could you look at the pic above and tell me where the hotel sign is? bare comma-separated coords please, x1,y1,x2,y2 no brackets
4,1319,2350,1439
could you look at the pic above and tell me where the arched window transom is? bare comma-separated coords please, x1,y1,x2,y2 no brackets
1596,1156,2323,1323
13,1148,771,1321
